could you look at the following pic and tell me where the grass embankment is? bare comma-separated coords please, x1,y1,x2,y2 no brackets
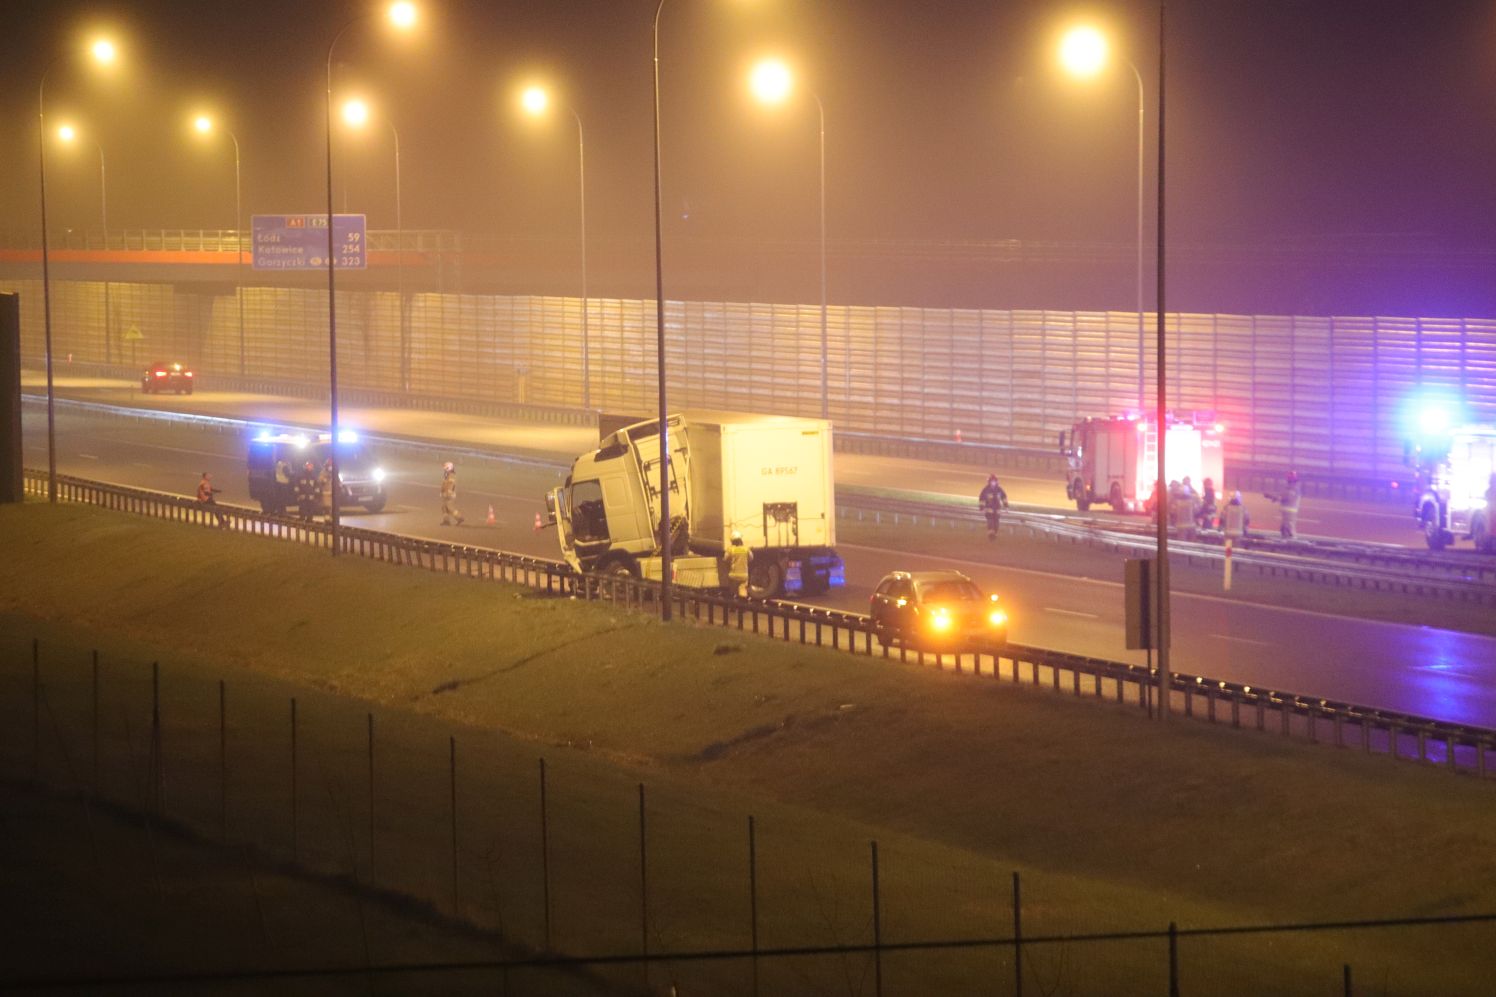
3,502,1496,993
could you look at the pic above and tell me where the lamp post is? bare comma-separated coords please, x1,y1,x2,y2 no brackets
652,0,673,619
325,1,417,556
1060,21,1169,715
520,85,590,409
58,124,110,369
193,115,244,376
1058,25,1146,413
342,98,407,394
37,37,117,504
748,58,830,421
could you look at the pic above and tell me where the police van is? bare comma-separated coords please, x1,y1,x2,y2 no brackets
247,430,388,516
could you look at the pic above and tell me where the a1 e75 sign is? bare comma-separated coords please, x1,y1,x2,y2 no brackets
251,214,367,271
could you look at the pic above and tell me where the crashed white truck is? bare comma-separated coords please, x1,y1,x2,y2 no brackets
545,411,845,598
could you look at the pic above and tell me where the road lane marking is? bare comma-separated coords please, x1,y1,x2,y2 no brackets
1044,607,1100,619
838,540,1496,635
77,453,100,460
1209,633,1274,647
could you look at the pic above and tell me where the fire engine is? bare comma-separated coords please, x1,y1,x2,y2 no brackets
1411,424,1496,551
1058,412,1225,513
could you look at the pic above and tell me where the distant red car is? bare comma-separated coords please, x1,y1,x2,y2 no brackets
141,361,194,395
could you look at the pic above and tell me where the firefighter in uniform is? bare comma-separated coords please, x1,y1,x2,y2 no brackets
317,458,334,517
196,471,226,527
440,461,465,526
978,474,1008,541
1266,470,1302,539
296,460,320,520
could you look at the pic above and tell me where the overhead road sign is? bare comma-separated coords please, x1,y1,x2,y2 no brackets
252,214,366,271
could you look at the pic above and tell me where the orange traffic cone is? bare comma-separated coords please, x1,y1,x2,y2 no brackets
533,512,543,531
486,504,496,526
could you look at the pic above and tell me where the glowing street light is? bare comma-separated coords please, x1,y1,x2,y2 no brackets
341,95,407,390
38,35,119,502
1058,23,1147,414
191,114,245,375
341,97,371,128
520,84,591,408
749,57,831,420
323,2,419,554
54,123,109,355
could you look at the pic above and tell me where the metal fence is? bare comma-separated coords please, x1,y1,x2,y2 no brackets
21,467,1496,778
12,473,1496,994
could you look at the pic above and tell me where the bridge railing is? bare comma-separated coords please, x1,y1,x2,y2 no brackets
21,466,1496,777
0,228,466,254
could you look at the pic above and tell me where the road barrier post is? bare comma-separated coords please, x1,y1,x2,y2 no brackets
870,840,883,997
290,697,298,862
219,679,227,843
450,736,459,917
1012,871,1023,997
638,783,650,989
367,713,375,884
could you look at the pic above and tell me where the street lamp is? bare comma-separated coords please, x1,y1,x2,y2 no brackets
1058,24,1147,414
192,114,245,375
519,84,590,409
748,57,830,421
341,96,407,393
325,2,418,555
56,123,110,369
652,0,674,619
38,35,118,503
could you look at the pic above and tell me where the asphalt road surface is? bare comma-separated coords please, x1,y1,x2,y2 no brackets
20,398,1496,729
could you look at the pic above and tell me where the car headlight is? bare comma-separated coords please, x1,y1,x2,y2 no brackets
930,608,952,632
372,467,386,483
988,609,1008,627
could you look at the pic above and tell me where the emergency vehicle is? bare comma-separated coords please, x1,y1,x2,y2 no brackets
247,430,388,516
1412,424,1496,551
1059,412,1225,513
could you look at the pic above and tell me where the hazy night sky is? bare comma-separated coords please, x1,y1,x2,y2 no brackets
4,0,1496,313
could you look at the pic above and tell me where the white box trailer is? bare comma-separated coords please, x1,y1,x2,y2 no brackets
547,411,845,597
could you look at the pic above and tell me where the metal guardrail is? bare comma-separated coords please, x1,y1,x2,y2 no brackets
30,384,1495,599
20,467,1496,778
838,491,1496,605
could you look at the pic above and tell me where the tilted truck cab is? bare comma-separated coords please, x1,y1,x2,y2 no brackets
548,412,845,598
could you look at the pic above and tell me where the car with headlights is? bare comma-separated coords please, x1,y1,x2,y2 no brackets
246,430,388,515
868,569,1008,649
141,360,194,394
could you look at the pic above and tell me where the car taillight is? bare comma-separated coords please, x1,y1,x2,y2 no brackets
154,371,167,377
184,371,193,377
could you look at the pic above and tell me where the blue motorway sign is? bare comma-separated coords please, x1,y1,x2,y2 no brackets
251,214,367,271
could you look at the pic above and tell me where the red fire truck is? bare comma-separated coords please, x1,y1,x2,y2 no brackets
1059,412,1225,513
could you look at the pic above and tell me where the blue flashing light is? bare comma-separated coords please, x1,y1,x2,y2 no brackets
337,430,359,444
254,431,272,442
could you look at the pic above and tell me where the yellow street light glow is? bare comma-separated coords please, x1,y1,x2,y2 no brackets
193,115,213,134
389,1,417,29
1058,25,1108,78
521,86,549,117
341,98,370,128
91,38,117,64
749,58,793,105
57,124,77,143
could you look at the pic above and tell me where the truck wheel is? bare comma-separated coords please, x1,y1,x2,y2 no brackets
604,558,638,579
1075,490,1091,512
1108,482,1126,513
363,496,387,513
747,559,783,599
1423,507,1448,550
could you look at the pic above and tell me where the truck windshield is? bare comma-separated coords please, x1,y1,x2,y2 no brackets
571,480,609,542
